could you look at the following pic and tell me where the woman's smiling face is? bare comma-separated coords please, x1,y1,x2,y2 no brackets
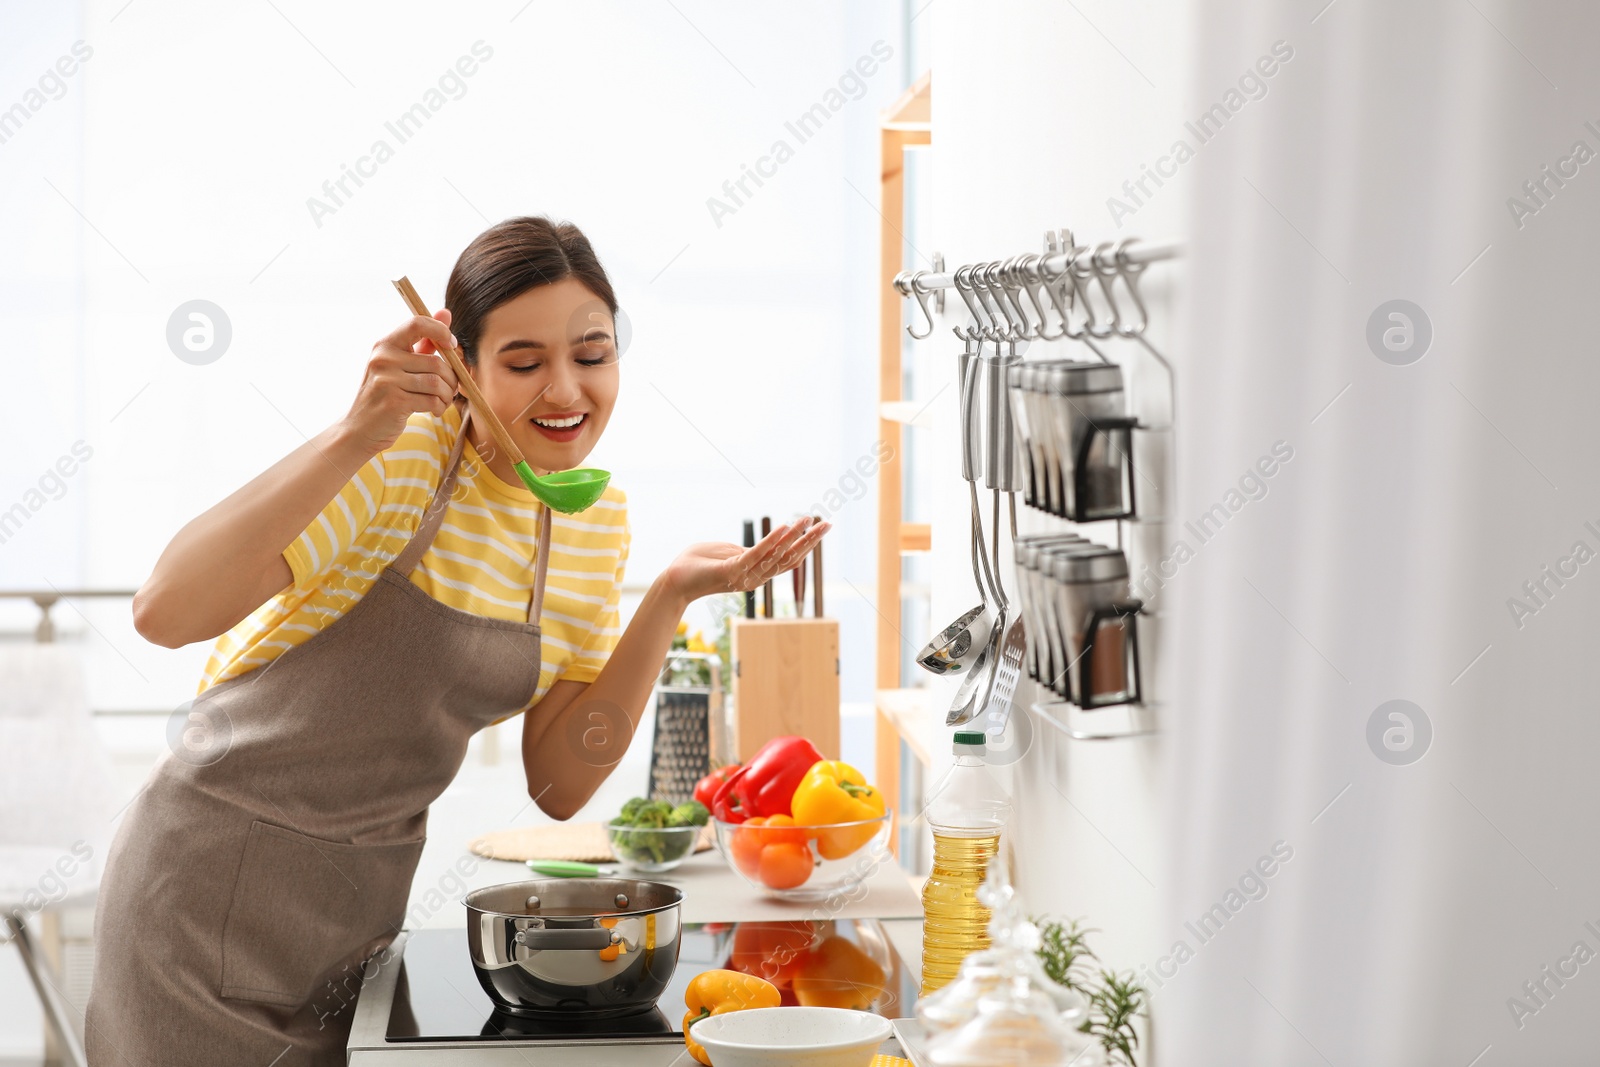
468,276,619,477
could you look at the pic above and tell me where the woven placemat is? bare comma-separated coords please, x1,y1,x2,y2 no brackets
469,820,715,863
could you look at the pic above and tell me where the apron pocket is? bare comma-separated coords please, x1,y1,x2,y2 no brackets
219,819,424,1007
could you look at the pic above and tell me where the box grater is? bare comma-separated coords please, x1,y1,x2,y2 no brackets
647,651,728,805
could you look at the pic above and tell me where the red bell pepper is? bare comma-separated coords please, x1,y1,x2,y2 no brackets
694,764,741,809
709,736,825,823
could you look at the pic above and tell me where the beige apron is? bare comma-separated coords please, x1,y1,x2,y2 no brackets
87,410,553,1066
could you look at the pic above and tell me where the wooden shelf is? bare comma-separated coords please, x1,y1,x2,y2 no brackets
882,71,931,130
875,72,933,858
899,523,931,554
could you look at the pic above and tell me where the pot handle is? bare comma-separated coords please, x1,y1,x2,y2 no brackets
514,926,621,950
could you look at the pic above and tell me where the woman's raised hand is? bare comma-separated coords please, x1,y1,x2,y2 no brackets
662,517,832,604
342,309,462,454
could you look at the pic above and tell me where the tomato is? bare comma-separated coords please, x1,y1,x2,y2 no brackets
729,818,766,877
758,841,814,890
694,765,741,809
730,816,814,888
731,814,804,875
730,922,818,987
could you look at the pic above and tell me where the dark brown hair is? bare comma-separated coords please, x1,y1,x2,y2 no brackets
444,216,618,366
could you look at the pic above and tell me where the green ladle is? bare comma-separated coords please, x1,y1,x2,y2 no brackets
393,276,611,514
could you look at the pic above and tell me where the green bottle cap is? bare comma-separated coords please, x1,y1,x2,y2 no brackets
953,731,986,746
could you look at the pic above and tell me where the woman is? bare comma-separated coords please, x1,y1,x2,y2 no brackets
85,217,829,1065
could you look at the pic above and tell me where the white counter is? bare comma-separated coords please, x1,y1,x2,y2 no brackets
416,846,923,928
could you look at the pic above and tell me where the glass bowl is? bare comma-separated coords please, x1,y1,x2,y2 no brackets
712,813,895,901
605,822,701,873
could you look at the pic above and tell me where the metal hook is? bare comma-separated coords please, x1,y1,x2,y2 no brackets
1042,233,1083,341
953,264,988,341
981,261,1026,342
1019,253,1063,342
970,263,1006,342
903,270,937,340
1070,243,1116,340
1055,243,1111,363
1113,238,1150,337
1000,256,1042,341
1090,242,1126,337
1114,238,1175,406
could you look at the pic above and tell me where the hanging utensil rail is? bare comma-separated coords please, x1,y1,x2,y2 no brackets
890,230,1181,743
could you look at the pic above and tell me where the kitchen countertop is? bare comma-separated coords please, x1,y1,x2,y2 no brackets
420,847,924,928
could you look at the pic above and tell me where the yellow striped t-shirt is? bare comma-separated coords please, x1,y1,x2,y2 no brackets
198,402,629,718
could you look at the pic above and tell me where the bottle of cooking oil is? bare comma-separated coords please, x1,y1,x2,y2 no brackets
920,730,1011,996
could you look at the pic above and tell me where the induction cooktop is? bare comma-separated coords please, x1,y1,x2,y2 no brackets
377,918,913,1045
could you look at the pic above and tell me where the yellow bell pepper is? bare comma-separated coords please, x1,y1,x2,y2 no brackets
791,761,887,859
682,969,781,1066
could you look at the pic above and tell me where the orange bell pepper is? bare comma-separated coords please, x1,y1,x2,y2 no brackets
790,760,887,859
682,969,781,1065
792,934,888,1010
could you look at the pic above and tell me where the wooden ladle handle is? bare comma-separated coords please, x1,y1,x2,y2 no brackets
391,276,526,467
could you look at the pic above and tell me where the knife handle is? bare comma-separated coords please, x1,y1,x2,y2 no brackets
526,860,602,878
743,520,756,618
761,517,773,618
811,522,824,617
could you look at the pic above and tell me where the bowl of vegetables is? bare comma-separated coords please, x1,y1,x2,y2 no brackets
607,797,710,873
713,813,893,901
704,737,894,901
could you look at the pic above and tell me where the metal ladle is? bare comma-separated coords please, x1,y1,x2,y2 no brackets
946,345,1006,726
915,333,995,678
945,265,1017,726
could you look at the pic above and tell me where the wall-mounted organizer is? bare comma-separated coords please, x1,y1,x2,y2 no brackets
894,232,1179,742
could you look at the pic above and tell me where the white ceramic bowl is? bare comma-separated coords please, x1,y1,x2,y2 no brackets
691,1006,892,1067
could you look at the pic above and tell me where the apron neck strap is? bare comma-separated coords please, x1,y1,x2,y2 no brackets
527,505,553,623
393,406,477,577
393,406,555,627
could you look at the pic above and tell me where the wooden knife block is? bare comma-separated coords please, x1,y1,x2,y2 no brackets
729,617,840,761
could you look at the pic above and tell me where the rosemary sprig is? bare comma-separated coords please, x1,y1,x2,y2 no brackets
1030,915,1147,1066
1080,968,1146,1067
1031,915,1099,994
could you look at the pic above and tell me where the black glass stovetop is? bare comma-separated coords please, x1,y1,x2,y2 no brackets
385,919,913,1043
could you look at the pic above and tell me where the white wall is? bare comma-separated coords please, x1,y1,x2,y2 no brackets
1166,1,1600,1063
923,0,1195,1003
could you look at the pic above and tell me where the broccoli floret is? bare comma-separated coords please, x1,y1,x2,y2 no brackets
619,796,652,823
620,799,672,829
667,800,709,828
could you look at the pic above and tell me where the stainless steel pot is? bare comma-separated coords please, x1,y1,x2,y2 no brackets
464,877,683,1018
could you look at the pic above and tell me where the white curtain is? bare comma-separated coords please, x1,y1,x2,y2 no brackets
1166,1,1600,1063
